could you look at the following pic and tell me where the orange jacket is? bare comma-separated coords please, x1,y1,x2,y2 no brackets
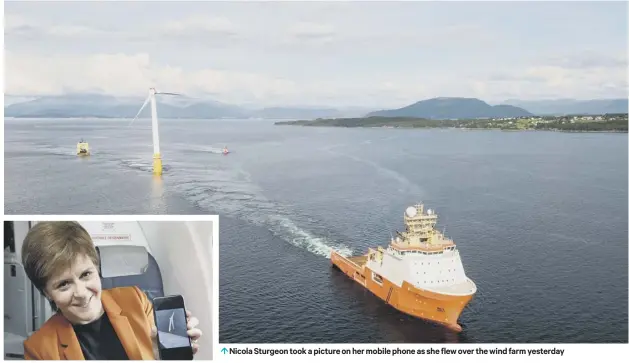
24,286,156,360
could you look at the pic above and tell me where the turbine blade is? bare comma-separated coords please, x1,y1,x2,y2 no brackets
128,94,151,127
156,92,182,96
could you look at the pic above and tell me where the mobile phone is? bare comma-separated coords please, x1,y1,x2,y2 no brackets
152,295,194,360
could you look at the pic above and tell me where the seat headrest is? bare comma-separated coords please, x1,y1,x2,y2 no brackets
95,245,165,301
96,245,149,278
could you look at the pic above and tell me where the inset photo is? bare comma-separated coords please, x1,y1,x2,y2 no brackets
3,218,217,360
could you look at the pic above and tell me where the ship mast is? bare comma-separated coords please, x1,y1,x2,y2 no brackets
394,203,452,248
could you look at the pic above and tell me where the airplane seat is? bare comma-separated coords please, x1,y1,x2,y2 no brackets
4,261,32,337
96,245,165,301
4,261,30,355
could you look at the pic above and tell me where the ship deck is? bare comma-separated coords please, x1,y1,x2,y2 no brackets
424,278,477,296
346,256,367,268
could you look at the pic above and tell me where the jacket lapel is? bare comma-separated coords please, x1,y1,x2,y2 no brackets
102,290,145,360
55,315,85,360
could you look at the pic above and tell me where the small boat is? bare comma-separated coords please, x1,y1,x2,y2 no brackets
76,140,90,156
222,146,229,155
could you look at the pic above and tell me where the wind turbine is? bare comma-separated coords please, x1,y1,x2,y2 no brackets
129,87,181,176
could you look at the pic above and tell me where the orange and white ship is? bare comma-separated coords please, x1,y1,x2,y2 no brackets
330,203,477,332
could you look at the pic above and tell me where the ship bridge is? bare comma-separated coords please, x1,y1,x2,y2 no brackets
390,203,455,253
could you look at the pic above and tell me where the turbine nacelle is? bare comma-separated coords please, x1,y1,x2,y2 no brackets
128,88,182,127
149,87,181,97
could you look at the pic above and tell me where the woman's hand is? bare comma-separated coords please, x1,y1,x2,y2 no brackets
150,326,159,359
186,310,202,355
149,310,202,359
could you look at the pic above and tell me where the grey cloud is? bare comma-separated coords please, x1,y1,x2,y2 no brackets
289,22,336,40
487,73,512,82
544,51,627,69
6,8,490,54
266,23,496,56
158,16,240,39
5,13,243,46
4,25,40,38
5,22,127,42
488,73,547,83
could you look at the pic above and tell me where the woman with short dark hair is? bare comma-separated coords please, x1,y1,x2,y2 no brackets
21,221,202,360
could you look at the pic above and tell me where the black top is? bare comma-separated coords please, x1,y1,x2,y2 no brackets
72,312,129,360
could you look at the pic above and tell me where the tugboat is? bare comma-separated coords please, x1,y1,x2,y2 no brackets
222,146,229,155
76,139,90,156
330,203,477,332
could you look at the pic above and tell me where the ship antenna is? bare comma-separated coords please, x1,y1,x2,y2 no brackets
388,217,395,242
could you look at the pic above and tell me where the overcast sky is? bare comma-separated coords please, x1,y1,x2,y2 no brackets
4,1,628,108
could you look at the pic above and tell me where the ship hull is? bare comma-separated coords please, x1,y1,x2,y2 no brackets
330,251,474,332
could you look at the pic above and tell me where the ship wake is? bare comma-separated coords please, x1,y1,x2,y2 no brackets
107,143,353,258
173,144,227,155
268,215,353,258
325,149,424,196
117,158,172,173
169,166,353,258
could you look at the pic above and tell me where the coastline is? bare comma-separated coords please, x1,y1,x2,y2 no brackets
276,124,628,134
275,115,629,133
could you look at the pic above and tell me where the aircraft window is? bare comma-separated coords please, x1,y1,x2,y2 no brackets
4,221,15,253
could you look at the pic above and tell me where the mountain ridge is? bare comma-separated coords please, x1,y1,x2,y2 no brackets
366,97,533,119
4,93,627,119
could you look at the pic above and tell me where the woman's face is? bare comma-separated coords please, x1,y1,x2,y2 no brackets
44,254,104,325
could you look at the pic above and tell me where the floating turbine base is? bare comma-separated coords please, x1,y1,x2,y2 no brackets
153,153,163,175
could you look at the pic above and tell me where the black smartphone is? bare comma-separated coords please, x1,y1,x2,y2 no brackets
152,295,194,360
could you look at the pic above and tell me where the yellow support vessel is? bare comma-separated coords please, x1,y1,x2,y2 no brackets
76,141,90,156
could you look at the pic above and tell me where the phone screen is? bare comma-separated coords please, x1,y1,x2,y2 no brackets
153,296,193,360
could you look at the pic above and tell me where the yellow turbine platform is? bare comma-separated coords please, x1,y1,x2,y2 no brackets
153,153,163,175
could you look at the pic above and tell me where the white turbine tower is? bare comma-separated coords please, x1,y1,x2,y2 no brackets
130,87,180,176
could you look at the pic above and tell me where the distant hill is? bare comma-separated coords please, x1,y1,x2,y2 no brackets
502,99,629,115
3,93,357,120
366,97,533,119
4,93,251,119
4,95,38,106
8,93,624,120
